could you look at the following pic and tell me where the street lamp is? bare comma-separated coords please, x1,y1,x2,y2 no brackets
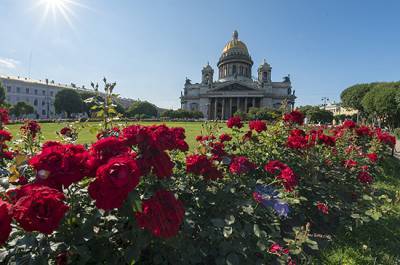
321,97,329,110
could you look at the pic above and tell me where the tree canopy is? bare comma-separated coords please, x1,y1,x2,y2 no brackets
361,84,400,129
54,89,84,117
127,101,158,118
10,102,35,118
161,109,203,119
298,105,334,124
340,83,373,113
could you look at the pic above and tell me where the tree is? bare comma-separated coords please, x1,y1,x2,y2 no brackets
362,86,400,129
298,105,333,124
340,83,372,113
160,109,203,119
0,83,5,105
127,101,158,118
54,89,84,118
247,107,281,121
10,102,35,118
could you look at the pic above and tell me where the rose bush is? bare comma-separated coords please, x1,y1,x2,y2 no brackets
0,108,397,264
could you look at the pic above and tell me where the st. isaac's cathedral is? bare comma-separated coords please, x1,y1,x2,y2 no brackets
180,31,296,120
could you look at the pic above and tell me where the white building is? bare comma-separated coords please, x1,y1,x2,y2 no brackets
0,75,134,119
180,31,296,120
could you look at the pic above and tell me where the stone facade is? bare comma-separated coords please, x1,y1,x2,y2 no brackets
0,75,134,119
180,31,296,120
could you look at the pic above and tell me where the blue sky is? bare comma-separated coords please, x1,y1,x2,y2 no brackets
0,0,399,109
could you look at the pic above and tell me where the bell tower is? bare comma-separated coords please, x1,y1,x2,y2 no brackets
202,62,214,85
258,59,272,84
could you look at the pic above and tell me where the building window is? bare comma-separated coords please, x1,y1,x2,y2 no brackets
42,110,46,115
239,66,243,75
232,65,236,74
16,87,20,93
42,100,45,106
50,91,54,96
7,86,11,93
34,89,38,95
26,88,29,94
42,90,45,95
245,68,248,77
34,99,38,106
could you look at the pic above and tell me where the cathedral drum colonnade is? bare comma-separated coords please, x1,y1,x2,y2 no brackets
180,30,296,120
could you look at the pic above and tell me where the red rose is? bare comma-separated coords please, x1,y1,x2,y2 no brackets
264,160,287,174
88,155,142,210
227,116,243,129
210,142,226,161
318,134,336,146
316,202,329,214
149,150,175,179
249,120,267,133
219,133,232,143
0,130,12,142
366,153,378,163
357,171,373,184
60,127,72,136
268,243,283,255
0,108,10,125
344,159,357,169
186,154,222,180
0,199,12,245
229,156,256,175
342,120,356,129
376,129,396,147
356,126,372,137
88,136,130,172
29,143,90,189
135,190,184,238
21,120,41,138
9,184,69,234
42,141,63,149
283,110,304,125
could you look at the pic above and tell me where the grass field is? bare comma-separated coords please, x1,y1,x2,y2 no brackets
6,121,221,149
5,121,400,263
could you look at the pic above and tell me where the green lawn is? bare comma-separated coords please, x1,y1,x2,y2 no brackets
6,121,224,149
5,121,400,263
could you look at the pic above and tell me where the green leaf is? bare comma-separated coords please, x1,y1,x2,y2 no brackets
211,218,225,228
253,224,261,237
226,252,240,265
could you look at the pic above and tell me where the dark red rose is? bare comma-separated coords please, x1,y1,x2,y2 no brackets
60,127,72,136
269,243,282,254
287,134,308,149
318,134,336,146
88,155,142,210
0,108,10,125
219,133,232,143
88,136,130,171
21,120,41,138
264,160,287,174
135,190,184,238
356,126,372,137
227,116,243,129
344,159,357,169
0,199,12,245
29,143,90,189
283,110,304,125
9,184,69,234
316,202,329,214
195,135,203,141
56,252,69,265
186,154,222,180
42,141,63,149
265,160,297,192
229,156,256,175
249,120,267,133
366,153,378,163
357,171,373,184
376,129,396,147
0,130,12,142
210,142,226,161
149,150,175,179
342,120,356,129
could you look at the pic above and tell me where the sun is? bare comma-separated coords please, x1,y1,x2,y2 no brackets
36,0,82,28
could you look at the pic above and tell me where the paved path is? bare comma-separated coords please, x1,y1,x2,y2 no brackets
394,140,400,159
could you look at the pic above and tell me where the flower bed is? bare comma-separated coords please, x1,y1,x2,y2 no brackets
0,109,397,264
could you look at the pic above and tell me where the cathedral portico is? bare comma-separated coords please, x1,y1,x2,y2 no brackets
180,31,296,120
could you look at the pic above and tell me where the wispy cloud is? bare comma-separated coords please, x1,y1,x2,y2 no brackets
0,57,20,69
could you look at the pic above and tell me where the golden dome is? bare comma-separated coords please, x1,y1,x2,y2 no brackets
222,30,249,55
